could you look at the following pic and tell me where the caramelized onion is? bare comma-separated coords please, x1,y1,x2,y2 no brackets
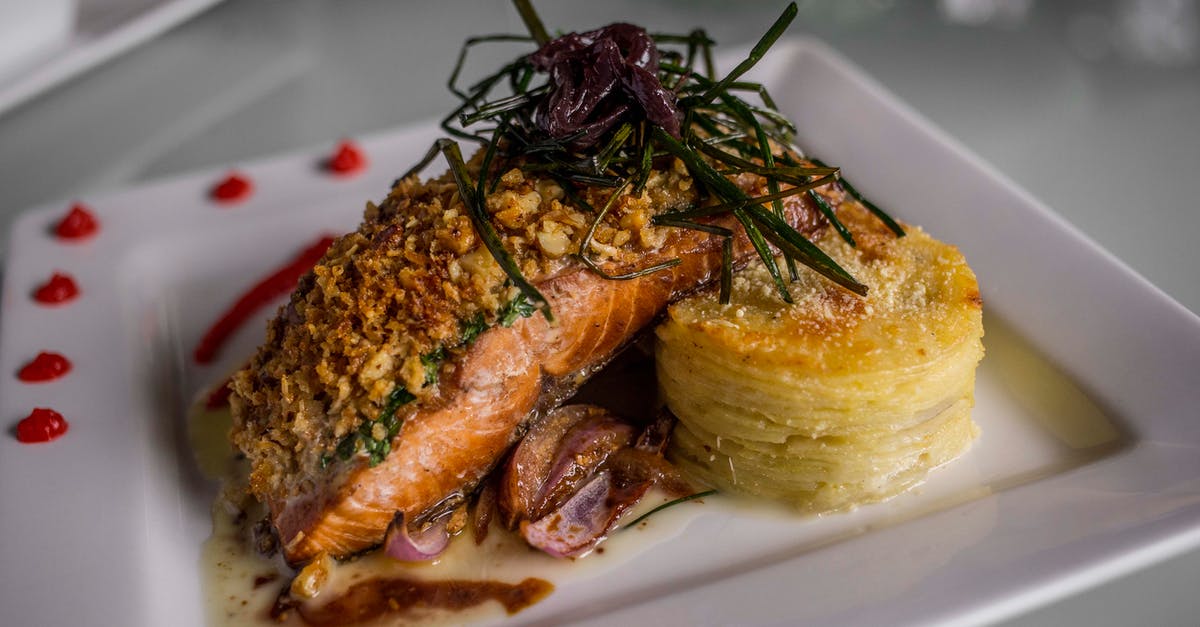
499,405,598,527
530,22,681,147
383,512,450,562
520,471,652,558
494,404,692,558
532,413,634,519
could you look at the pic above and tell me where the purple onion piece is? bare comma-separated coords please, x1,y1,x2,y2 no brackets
529,22,681,148
520,471,652,558
498,405,594,528
531,414,635,520
383,512,450,562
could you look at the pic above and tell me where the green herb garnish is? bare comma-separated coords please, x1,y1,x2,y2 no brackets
325,2,908,471
624,489,718,528
323,289,548,468
459,311,489,345
421,346,446,386
399,0,902,308
323,385,417,468
500,292,537,327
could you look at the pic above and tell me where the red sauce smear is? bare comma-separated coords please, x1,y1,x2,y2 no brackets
193,235,335,364
327,140,367,175
211,172,253,203
55,203,99,240
16,408,69,443
33,272,79,305
270,576,553,625
17,352,72,382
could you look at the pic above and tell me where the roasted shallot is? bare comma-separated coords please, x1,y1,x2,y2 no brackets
495,405,691,557
384,512,451,562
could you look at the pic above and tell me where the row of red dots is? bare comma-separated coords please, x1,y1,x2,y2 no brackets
14,140,369,443
211,140,368,204
17,195,89,441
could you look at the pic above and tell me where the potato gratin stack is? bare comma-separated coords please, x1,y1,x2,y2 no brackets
657,197,984,511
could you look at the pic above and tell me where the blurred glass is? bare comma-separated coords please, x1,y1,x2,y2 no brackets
937,0,1198,65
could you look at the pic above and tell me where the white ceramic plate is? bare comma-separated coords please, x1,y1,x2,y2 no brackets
0,0,226,117
2,38,1200,626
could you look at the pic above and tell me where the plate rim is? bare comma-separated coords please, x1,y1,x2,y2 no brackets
2,35,1200,627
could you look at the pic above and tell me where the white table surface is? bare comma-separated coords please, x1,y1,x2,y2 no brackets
1,1,1197,625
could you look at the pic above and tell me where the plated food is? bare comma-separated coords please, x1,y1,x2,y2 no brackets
660,202,984,510
211,0,983,623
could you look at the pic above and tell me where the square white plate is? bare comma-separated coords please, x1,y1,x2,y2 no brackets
3,38,1200,626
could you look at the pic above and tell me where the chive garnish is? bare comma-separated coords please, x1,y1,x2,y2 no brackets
513,0,551,46
811,157,906,238
328,1,907,470
697,3,796,104
625,489,718,529
570,177,684,281
403,1,902,309
437,138,554,322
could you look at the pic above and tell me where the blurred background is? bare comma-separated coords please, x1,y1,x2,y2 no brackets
0,1,1197,625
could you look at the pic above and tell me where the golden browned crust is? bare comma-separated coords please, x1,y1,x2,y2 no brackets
229,153,701,503
658,194,985,510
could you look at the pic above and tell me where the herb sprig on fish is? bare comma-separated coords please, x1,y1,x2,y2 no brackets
403,0,904,316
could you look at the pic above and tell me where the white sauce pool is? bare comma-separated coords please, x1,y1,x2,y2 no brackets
188,398,703,626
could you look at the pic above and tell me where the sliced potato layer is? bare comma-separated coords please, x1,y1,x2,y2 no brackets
656,203,984,511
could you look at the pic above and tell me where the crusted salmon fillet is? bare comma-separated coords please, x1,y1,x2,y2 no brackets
229,153,827,564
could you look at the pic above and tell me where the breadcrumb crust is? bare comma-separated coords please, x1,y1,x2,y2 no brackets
229,154,699,501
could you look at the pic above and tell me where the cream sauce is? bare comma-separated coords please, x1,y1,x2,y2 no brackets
189,396,703,627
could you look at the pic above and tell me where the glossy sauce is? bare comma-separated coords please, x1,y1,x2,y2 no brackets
33,272,79,304
17,351,72,382
189,387,698,626
54,203,99,240
270,576,553,625
327,141,367,176
211,172,253,203
184,297,1122,625
16,407,69,443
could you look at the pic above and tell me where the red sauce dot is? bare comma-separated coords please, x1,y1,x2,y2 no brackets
327,140,367,176
211,172,253,203
33,272,79,305
55,203,100,240
16,408,69,443
17,352,72,382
